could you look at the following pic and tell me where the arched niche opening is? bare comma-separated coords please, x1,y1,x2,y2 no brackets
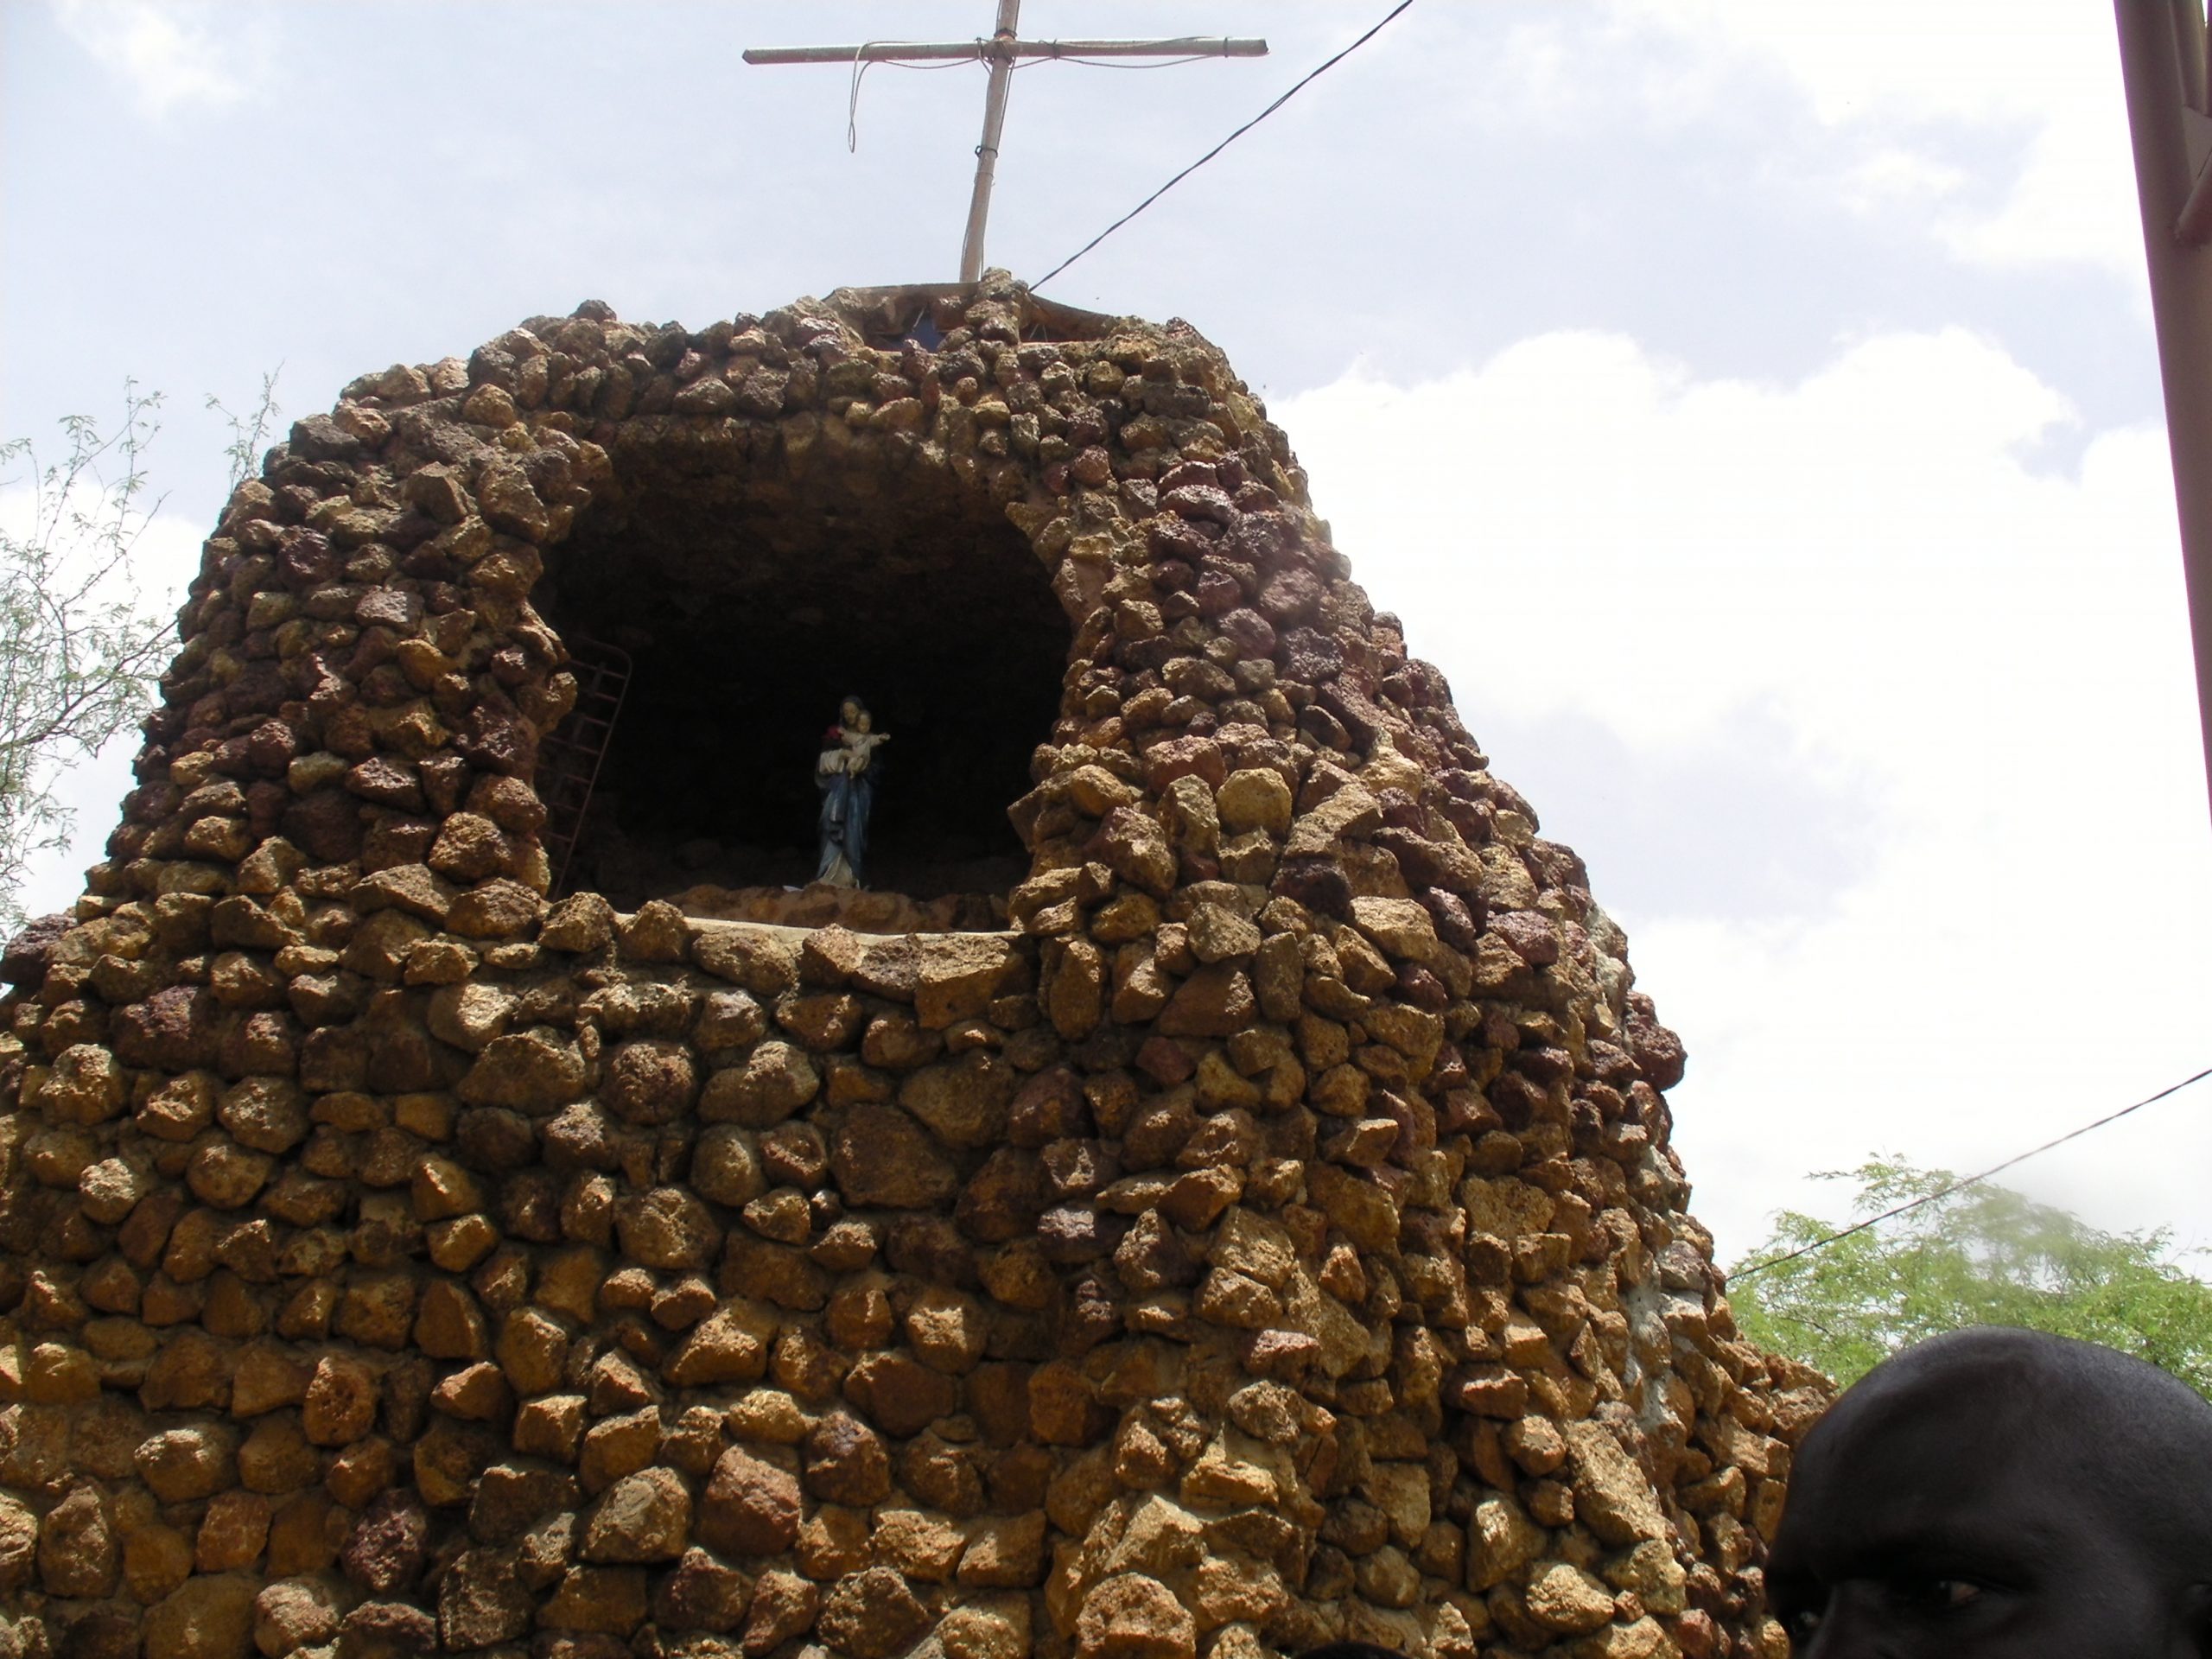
532,435,1071,928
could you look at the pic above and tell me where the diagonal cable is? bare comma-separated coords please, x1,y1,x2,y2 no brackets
1031,0,1414,291
1730,1063,2212,1282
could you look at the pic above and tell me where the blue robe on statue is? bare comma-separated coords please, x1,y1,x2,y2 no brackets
816,744,877,887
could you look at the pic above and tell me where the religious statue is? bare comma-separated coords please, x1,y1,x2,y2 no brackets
815,696,889,887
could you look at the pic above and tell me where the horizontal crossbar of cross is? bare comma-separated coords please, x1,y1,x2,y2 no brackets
741,37,1268,66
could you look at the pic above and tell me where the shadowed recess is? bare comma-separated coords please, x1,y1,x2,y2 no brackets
535,433,1071,910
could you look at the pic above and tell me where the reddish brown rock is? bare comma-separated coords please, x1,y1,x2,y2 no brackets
831,1103,958,1209
456,1030,586,1109
440,1544,534,1647
256,1576,349,1655
342,1490,430,1593
302,1355,379,1446
741,1568,820,1655
539,1564,650,1635
137,1425,239,1503
601,1038,698,1124
1077,1572,1198,1659
698,1447,801,1558
583,1467,692,1563
803,1412,892,1506
655,1546,754,1632
817,1565,932,1659
145,1573,259,1659
702,1040,820,1127
614,1185,721,1270
959,1510,1048,1587
1155,965,1256,1038
37,1485,117,1598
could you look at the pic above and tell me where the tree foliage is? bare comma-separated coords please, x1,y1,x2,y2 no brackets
0,387,175,927
207,366,283,494
1729,1158,2212,1400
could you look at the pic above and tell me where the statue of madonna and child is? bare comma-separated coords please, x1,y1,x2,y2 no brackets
814,695,890,888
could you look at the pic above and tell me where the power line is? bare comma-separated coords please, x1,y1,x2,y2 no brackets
1729,1063,2212,1283
1030,0,1414,293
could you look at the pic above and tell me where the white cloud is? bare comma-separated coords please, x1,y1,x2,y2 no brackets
1609,0,2101,128
51,1,265,117
1938,100,2145,276
1278,330,2212,1265
1839,146,1969,216
1282,328,2084,760
1592,0,2148,276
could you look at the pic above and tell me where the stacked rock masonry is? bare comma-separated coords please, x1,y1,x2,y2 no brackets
0,273,1829,1659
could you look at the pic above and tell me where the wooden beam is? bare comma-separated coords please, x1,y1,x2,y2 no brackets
742,38,1267,66
746,11,1267,282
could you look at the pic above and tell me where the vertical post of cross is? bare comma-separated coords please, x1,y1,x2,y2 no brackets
960,0,1024,284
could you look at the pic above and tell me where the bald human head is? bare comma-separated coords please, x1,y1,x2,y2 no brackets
1769,1327,2212,1656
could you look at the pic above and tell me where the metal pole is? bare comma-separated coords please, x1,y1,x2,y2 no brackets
2179,0,2210,112
960,0,1021,284
2114,0,2212,831
2117,0,2212,827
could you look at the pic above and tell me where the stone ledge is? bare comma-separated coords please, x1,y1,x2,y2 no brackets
670,880,1007,936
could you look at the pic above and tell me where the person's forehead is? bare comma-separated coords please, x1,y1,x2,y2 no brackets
1785,1382,2101,1560
1813,1354,2053,1461
1807,1438,2072,1531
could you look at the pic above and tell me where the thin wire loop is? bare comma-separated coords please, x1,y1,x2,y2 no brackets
847,39,986,151
842,35,1249,152
1014,51,1222,72
847,42,874,151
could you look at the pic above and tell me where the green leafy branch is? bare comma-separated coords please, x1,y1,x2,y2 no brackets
0,385,178,927
1729,1157,2212,1400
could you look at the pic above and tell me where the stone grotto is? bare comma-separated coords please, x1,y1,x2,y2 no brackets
0,270,1829,1659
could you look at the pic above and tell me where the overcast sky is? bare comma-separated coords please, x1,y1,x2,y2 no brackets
5,0,2210,1268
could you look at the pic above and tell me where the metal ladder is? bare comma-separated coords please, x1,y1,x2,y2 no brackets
536,636,632,899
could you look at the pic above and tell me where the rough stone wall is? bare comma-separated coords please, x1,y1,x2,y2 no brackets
0,272,1828,1659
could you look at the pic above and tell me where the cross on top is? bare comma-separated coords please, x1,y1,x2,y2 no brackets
745,3,1268,282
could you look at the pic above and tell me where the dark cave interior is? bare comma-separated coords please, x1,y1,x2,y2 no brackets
534,454,1071,917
